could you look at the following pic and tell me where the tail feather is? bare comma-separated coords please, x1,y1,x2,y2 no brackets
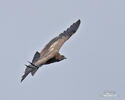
21,67,34,82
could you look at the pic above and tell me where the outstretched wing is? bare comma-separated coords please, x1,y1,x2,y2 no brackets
32,51,40,64
40,19,81,57
21,19,81,82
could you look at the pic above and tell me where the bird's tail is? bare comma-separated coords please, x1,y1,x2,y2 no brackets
21,51,41,82
21,65,38,82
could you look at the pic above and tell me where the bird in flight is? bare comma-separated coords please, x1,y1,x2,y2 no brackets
21,19,81,82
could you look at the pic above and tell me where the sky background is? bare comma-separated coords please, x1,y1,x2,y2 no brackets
0,0,125,100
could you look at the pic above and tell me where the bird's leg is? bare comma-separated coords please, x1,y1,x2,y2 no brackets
25,65,36,69
27,61,37,67
25,61,37,69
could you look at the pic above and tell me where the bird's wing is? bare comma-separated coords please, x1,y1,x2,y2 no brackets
40,19,81,57
32,51,40,64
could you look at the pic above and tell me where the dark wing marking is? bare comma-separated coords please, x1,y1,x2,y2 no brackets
59,19,81,39
40,19,81,56
32,51,40,63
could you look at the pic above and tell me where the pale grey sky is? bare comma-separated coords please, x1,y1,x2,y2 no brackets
0,0,125,100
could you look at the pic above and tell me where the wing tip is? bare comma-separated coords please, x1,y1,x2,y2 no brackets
76,19,81,26
21,75,25,83
21,78,24,83
71,19,81,32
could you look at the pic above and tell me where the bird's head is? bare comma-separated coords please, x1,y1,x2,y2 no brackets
60,55,67,60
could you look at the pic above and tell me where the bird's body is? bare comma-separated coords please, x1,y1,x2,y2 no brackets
21,19,81,82
45,57,60,64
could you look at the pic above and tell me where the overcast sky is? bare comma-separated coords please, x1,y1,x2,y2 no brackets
0,0,125,100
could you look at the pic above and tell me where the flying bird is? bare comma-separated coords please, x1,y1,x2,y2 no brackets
21,19,81,82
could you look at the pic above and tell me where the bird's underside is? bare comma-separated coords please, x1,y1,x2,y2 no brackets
21,19,81,82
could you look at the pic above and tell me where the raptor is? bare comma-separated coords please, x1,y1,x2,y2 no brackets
21,19,81,82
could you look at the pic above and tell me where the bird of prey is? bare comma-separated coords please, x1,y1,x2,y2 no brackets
21,19,81,82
